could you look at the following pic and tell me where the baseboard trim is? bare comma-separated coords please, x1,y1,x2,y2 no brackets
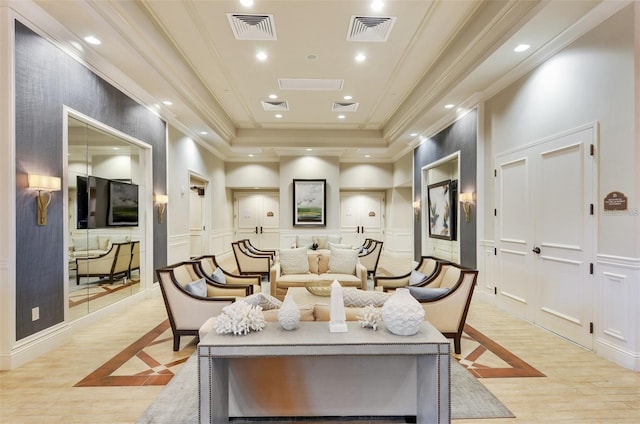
595,337,640,371
0,322,71,370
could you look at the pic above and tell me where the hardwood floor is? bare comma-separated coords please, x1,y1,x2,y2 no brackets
1,255,638,424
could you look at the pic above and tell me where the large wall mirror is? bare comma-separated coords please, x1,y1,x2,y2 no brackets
66,115,148,321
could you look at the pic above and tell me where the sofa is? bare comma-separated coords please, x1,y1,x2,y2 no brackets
290,234,344,250
270,246,367,299
69,233,131,259
75,241,133,285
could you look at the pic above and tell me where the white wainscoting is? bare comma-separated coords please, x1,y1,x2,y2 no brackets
168,233,190,265
383,228,413,258
210,229,234,256
477,240,496,299
595,254,640,371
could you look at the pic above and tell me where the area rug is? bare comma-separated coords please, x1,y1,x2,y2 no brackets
136,353,514,423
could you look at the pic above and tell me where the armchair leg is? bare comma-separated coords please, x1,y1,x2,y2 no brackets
453,336,461,355
173,334,180,352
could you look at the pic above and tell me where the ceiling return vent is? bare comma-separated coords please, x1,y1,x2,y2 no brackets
332,102,359,112
261,101,289,111
347,16,396,42
227,13,277,40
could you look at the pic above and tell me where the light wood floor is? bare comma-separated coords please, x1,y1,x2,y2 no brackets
1,256,638,423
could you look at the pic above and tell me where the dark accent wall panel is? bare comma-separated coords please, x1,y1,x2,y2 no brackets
413,110,477,269
14,21,167,340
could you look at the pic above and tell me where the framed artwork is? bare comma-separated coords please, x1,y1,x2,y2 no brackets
427,179,456,240
293,179,326,226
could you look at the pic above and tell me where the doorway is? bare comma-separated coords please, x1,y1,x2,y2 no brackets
495,124,597,349
189,174,208,258
234,192,280,249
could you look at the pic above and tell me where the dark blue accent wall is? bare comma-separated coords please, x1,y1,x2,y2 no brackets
413,110,477,269
14,21,167,340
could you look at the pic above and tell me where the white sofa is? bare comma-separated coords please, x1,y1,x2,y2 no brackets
69,233,131,259
270,246,367,299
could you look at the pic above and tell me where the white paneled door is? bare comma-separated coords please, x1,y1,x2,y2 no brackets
496,125,596,349
340,192,384,247
235,193,280,249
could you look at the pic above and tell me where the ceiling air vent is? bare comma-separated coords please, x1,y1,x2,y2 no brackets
347,15,396,42
227,13,277,40
332,102,359,112
261,101,289,111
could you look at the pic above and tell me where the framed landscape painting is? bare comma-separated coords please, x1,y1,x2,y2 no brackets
427,179,455,240
293,179,326,227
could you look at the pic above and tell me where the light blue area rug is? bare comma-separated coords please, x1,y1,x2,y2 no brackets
137,354,513,423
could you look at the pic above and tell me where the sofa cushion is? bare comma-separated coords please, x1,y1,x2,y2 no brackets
327,235,342,245
329,242,354,250
307,252,320,274
408,286,450,301
279,247,310,275
210,267,226,285
409,269,427,285
295,235,314,249
185,278,207,297
98,236,111,251
342,289,391,307
328,246,358,275
312,235,328,249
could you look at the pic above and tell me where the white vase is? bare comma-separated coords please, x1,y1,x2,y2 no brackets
278,293,301,331
381,288,425,336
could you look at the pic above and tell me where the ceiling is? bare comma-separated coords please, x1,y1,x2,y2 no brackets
22,0,623,162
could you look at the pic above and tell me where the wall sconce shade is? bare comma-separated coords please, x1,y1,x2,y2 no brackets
459,192,474,223
28,174,61,226
154,194,168,224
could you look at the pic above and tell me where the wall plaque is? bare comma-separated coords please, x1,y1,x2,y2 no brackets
603,191,627,211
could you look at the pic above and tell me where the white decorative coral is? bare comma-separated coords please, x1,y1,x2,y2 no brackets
214,301,266,335
357,305,383,331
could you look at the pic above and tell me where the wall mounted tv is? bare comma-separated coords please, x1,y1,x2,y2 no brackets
76,176,139,229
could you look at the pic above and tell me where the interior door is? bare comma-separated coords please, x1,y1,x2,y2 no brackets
340,192,384,246
189,186,204,257
496,125,596,349
236,193,280,249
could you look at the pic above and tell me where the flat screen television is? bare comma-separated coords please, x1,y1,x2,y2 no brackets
77,176,139,229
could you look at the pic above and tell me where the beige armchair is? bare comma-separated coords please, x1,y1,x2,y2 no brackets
358,239,383,277
408,263,478,354
373,255,448,292
240,239,277,261
193,254,261,294
75,241,133,285
156,261,252,351
231,240,271,279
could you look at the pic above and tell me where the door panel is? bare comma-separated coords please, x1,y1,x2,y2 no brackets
189,188,204,257
496,126,595,349
340,192,384,246
236,193,280,249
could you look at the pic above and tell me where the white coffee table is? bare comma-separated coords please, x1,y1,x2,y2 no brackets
198,320,450,423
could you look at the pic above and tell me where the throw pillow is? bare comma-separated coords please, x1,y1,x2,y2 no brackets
296,235,313,249
98,236,111,251
71,236,88,251
327,235,342,245
210,267,226,285
328,246,358,274
313,235,329,249
409,269,427,285
279,247,310,275
329,242,354,250
408,286,450,301
185,278,207,297
342,289,391,307
244,292,282,310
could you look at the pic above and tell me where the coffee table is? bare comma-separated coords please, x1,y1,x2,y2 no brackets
198,320,450,423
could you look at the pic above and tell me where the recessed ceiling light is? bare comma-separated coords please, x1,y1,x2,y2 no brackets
200,131,208,135
444,104,455,109
371,1,384,12
343,95,353,100
256,51,268,61
355,53,366,62
306,148,313,151
337,115,346,119
268,94,278,99
84,35,101,45
365,154,371,158
306,54,318,60
248,154,254,157
514,44,530,53
162,100,173,106
70,41,84,51
112,147,120,151
240,0,254,7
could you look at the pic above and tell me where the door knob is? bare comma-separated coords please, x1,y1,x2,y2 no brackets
532,246,541,254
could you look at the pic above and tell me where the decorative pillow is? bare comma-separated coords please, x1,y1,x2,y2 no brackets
342,289,391,307
313,235,329,249
279,247,310,275
210,267,226,285
111,235,130,243
295,235,313,249
185,278,207,297
71,236,88,251
409,269,427,285
328,246,358,275
244,292,282,310
87,235,100,250
408,286,450,301
327,235,342,245
98,236,111,251
359,246,369,255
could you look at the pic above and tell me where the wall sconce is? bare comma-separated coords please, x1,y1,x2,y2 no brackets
154,194,168,224
413,200,421,220
28,174,61,226
459,192,474,223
